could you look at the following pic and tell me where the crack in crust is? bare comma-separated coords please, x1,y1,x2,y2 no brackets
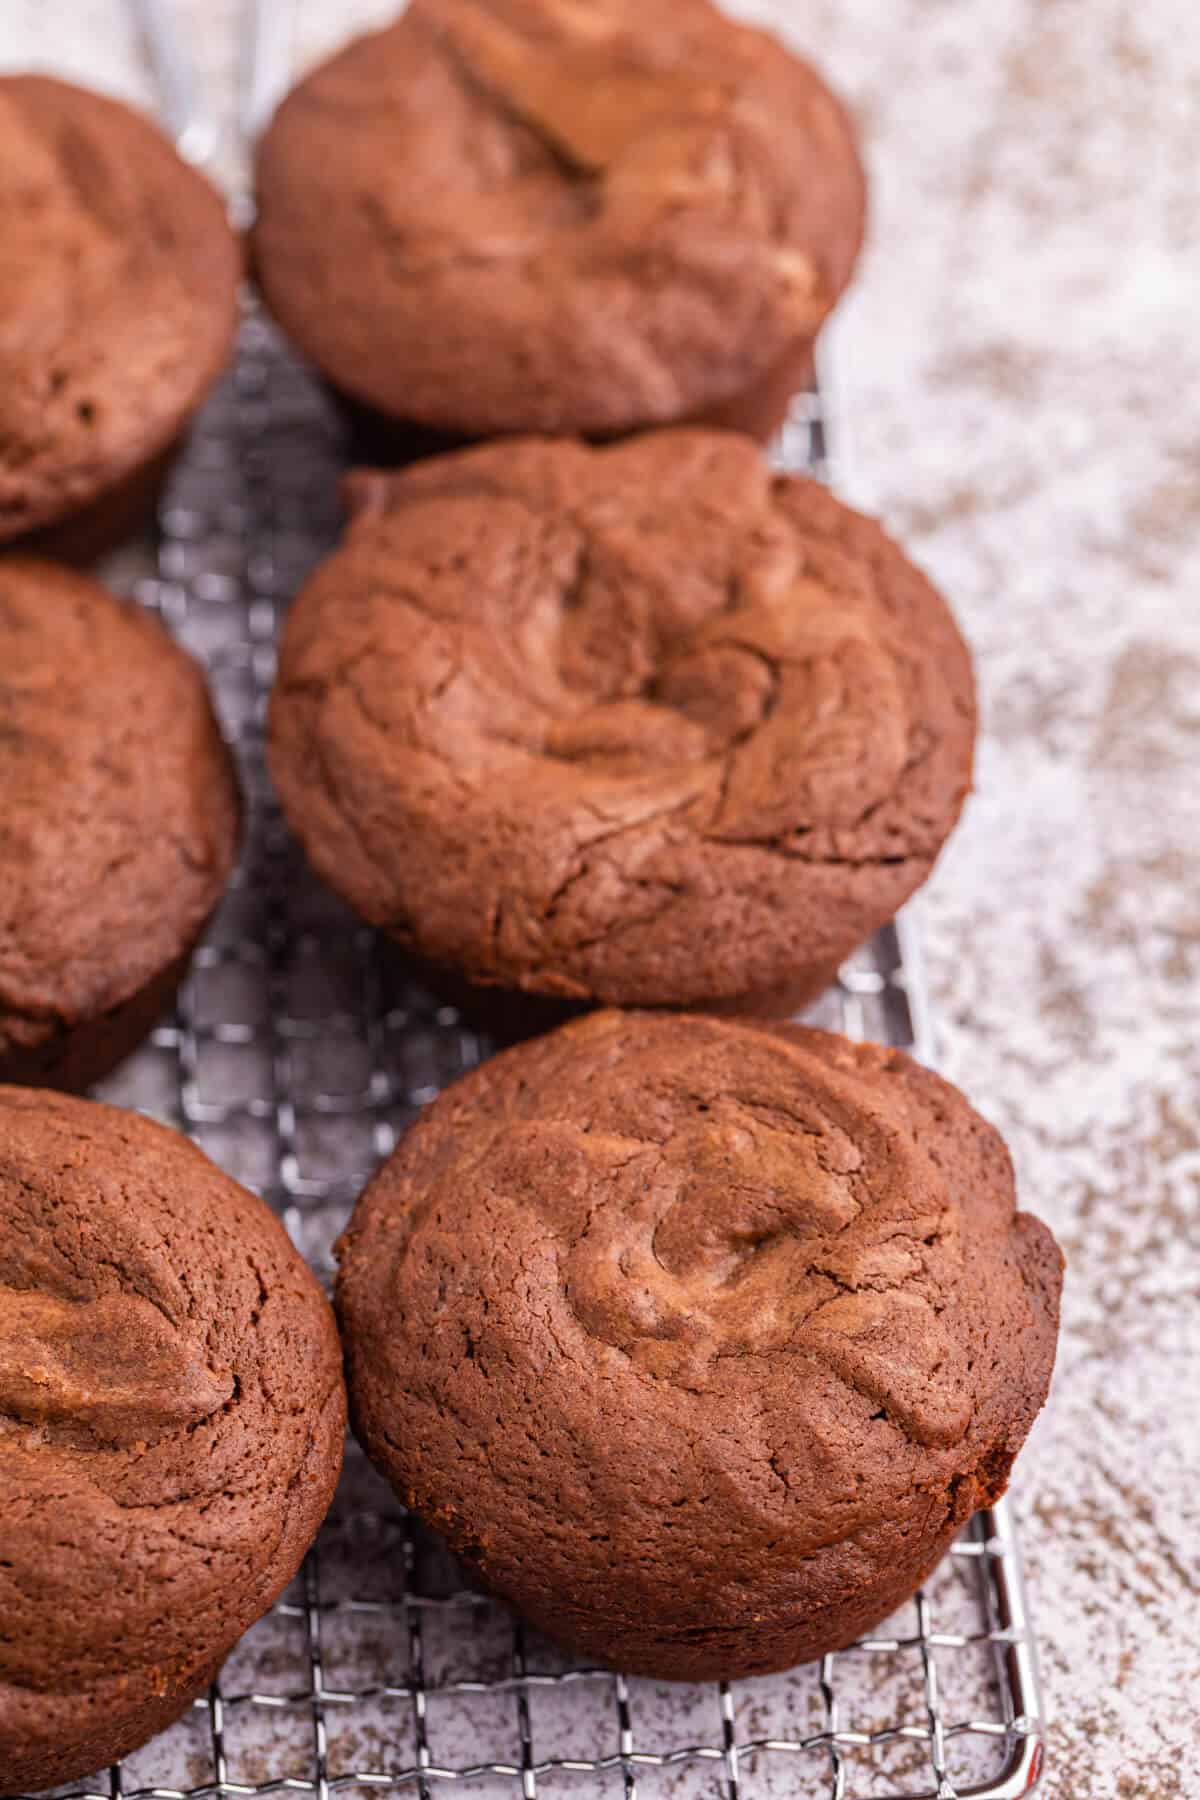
269,432,976,1009
251,0,866,437
336,1011,1063,1681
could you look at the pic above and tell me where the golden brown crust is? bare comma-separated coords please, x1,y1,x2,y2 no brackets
0,559,240,1087
336,1012,1063,1680
269,431,975,1010
0,1088,346,1789
0,76,238,544
252,0,865,438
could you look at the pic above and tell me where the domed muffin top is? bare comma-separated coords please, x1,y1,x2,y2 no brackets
336,1011,1062,1677
0,1086,345,1777
0,559,239,1070
0,76,238,541
253,0,865,437
269,430,974,1007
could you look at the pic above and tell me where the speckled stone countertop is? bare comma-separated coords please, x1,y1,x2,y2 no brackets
5,3,1198,1796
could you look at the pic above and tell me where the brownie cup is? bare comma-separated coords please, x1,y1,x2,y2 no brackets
0,559,239,1089
252,0,865,448
336,1011,1063,1681
0,1086,346,1791
269,431,975,1015
0,75,239,558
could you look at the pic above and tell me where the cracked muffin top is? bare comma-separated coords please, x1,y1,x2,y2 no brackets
269,430,975,1011
0,559,239,1082
252,0,865,438
336,1011,1063,1679
0,75,238,544
0,1086,345,1789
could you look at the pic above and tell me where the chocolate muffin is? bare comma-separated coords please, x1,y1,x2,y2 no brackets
252,0,865,447
0,559,239,1089
337,1011,1063,1680
0,75,239,559
269,431,975,1015
0,1087,346,1791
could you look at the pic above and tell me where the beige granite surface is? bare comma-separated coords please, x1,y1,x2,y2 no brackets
4,3,1199,1796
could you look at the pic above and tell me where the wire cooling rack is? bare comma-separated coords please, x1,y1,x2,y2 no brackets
25,314,1046,1800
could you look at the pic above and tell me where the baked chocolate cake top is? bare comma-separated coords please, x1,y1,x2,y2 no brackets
0,1086,346,1781
0,559,239,1072
253,0,866,437
336,1011,1063,1677
269,431,975,1008
0,75,238,542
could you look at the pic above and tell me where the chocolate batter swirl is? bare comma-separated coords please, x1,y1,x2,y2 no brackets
252,0,865,438
336,1011,1062,1680
269,431,976,1010
0,1088,346,1790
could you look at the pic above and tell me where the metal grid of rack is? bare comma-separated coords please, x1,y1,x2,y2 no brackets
26,315,1044,1800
